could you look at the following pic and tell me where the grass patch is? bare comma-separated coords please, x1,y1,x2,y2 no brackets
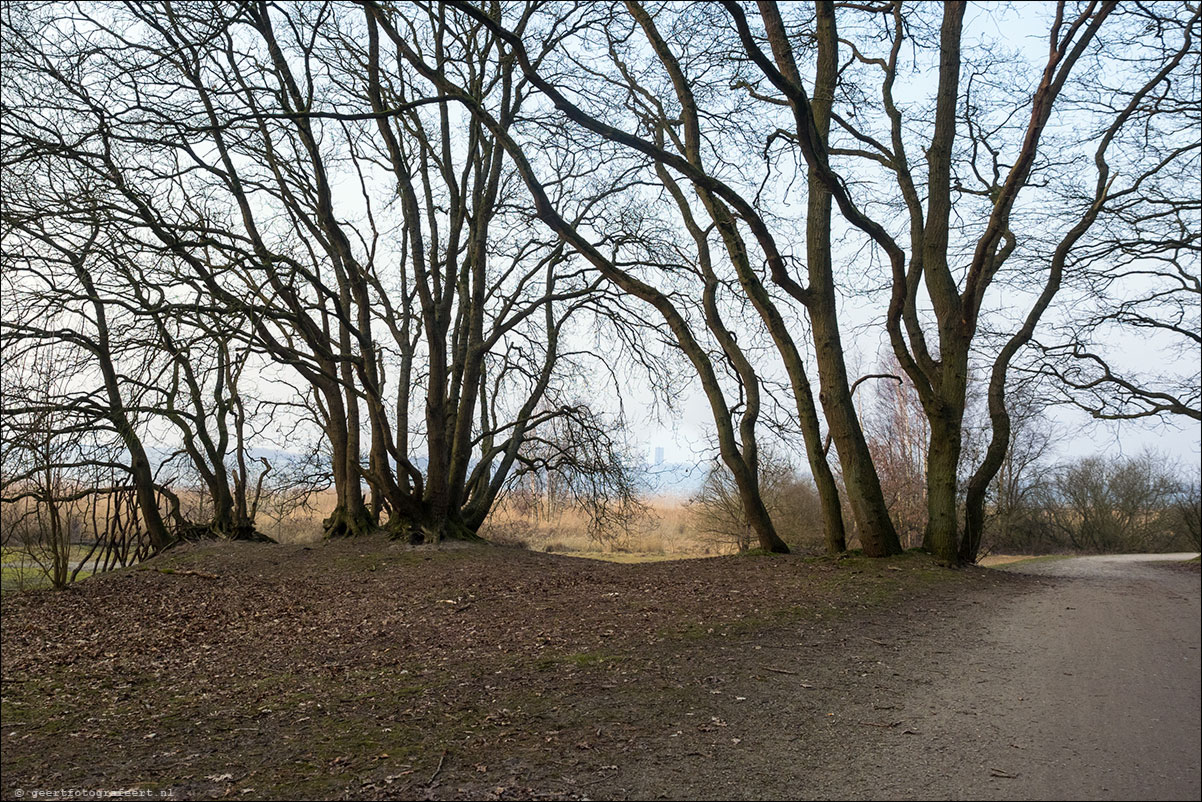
0,562,94,594
567,650,624,667
738,547,786,558
558,551,698,564
991,553,1075,569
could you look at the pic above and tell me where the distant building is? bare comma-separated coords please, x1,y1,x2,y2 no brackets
654,446,665,466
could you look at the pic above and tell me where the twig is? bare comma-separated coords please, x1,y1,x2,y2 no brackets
762,666,799,675
858,720,902,729
579,767,621,786
428,750,447,785
990,768,1019,779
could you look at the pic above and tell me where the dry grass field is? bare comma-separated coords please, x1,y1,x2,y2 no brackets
257,491,737,560
3,491,738,592
478,496,733,561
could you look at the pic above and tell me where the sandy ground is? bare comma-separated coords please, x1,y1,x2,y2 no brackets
586,553,1200,801
822,553,1201,801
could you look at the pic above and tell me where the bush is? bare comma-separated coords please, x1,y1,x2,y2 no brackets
688,454,825,554
983,451,1197,555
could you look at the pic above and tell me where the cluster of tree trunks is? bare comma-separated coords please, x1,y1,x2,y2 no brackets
2,2,1195,562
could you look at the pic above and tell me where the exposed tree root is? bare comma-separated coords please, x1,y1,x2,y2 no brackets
385,515,487,545
175,521,277,544
322,505,378,539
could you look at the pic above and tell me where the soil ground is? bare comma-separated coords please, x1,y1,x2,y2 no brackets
1,540,1197,800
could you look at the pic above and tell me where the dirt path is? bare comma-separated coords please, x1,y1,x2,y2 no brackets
823,554,1200,801
585,554,1200,801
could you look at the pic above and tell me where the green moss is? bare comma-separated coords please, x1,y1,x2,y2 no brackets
739,547,785,558
533,650,624,670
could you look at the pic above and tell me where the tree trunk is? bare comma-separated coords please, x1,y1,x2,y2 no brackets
74,260,172,554
385,506,486,545
727,456,790,554
960,373,1012,563
923,405,964,563
324,389,375,539
807,0,901,557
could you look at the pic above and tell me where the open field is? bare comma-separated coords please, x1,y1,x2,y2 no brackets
463,496,753,558
245,491,736,557
0,546,97,593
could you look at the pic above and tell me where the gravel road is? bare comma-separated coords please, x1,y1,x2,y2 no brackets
596,553,1200,801
804,553,1202,801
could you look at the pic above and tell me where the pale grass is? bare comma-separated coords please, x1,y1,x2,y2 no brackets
261,492,727,558
259,489,335,544
267,493,737,561
481,495,734,561
977,553,1072,567
3,486,729,563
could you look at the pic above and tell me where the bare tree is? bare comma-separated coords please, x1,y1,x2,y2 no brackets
963,1,1200,560
0,208,172,552
721,0,1197,563
1170,482,1201,551
0,338,161,585
1043,451,1184,553
503,400,651,549
1,344,96,587
405,1,909,554
861,360,927,549
977,381,1059,556
2,1,652,545
4,1,1194,563
372,1,797,552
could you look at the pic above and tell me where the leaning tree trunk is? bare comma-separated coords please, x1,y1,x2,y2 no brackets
961,412,1008,563
75,260,172,553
